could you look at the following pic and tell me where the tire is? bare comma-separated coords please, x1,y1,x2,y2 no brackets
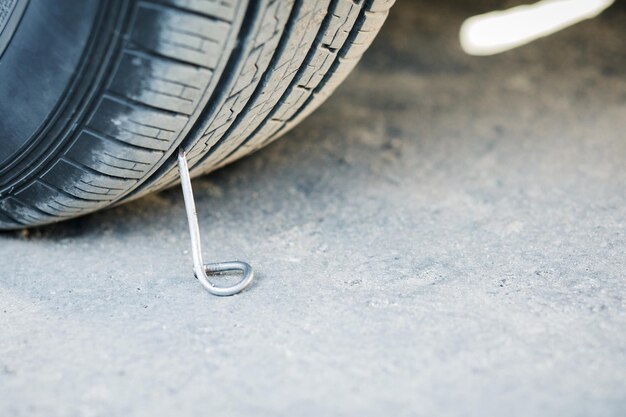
0,0,394,230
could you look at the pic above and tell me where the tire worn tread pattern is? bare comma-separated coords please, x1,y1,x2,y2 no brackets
0,0,393,229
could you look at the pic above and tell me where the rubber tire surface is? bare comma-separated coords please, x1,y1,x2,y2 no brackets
0,0,394,230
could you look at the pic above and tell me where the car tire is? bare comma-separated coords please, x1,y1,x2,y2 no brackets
0,0,393,229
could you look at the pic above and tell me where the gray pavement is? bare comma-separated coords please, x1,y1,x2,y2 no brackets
1,1,625,416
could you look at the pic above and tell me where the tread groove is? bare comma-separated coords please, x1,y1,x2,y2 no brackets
103,92,188,118
140,0,233,23
61,157,136,182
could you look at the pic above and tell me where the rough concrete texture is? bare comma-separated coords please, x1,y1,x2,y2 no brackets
1,1,625,416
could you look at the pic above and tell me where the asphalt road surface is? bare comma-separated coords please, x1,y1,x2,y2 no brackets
1,1,625,416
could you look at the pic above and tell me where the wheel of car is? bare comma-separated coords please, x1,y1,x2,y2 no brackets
0,0,393,229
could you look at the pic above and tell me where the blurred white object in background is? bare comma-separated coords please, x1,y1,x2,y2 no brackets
460,0,614,56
